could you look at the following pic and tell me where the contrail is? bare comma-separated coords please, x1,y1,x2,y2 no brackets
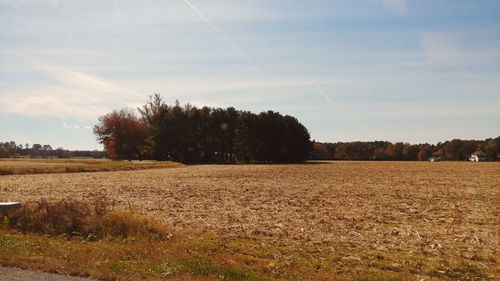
181,0,335,106
182,0,257,71
312,80,335,106
182,0,219,33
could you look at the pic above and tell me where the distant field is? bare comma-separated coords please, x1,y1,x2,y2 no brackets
0,158,182,175
0,161,498,280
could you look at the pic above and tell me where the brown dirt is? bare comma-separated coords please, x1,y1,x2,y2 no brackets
0,161,499,279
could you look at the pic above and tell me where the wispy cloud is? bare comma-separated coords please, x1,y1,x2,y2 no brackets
1,0,499,148
419,31,462,62
381,0,407,15
62,122,80,129
3,94,109,120
181,0,258,71
0,54,148,120
288,100,500,123
181,0,336,107
116,76,351,97
22,56,145,99
0,0,60,7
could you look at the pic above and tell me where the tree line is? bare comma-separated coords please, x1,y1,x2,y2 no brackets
310,137,500,161
0,141,105,159
93,94,312,163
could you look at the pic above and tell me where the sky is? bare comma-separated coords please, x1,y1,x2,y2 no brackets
0,0,499,150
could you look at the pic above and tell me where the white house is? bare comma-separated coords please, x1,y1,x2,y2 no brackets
469,151,487,162
429,156,444,162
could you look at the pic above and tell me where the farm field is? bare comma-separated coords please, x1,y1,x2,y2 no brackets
0,161,499,280
0,158,182,175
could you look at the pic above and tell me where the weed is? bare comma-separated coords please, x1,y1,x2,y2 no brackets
1,199,170,241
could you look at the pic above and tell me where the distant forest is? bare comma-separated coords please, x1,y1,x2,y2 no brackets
0,142,104,159
93,94,312,163
3,137,497,162
2,93,498,163
310,137,500,161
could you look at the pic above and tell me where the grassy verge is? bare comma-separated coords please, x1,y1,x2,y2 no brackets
0,159,182,175
0,199,286,281
0,233,280,281
0,231,421,281
0,199,483,281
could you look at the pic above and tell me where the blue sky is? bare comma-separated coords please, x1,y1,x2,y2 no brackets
1,0,499,150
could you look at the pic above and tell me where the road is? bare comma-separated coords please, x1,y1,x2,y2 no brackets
0,266,96,281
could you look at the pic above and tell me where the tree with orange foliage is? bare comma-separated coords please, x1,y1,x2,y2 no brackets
417,150,428,161
93,109,149,160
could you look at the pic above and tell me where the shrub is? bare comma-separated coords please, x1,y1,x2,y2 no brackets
1,198,170,241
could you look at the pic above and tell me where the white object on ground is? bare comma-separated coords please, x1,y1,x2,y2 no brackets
0,202,22,213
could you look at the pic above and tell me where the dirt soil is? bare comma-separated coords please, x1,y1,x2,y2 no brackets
0,161,498,279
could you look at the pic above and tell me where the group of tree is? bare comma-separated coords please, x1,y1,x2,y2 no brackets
310,136,500,161
0,141,104,159
93,94,312,163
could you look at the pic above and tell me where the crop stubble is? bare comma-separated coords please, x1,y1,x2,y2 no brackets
0,161,498,278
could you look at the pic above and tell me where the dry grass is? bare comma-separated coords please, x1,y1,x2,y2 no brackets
0,231,285,281
2,199,169,241
0,199,281,281
0,158,182,175
0,161,498,280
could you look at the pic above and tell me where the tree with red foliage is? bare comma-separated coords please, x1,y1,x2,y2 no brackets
93,109,149,160
417,150,428,161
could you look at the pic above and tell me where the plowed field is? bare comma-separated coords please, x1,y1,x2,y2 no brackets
1,161,498,280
